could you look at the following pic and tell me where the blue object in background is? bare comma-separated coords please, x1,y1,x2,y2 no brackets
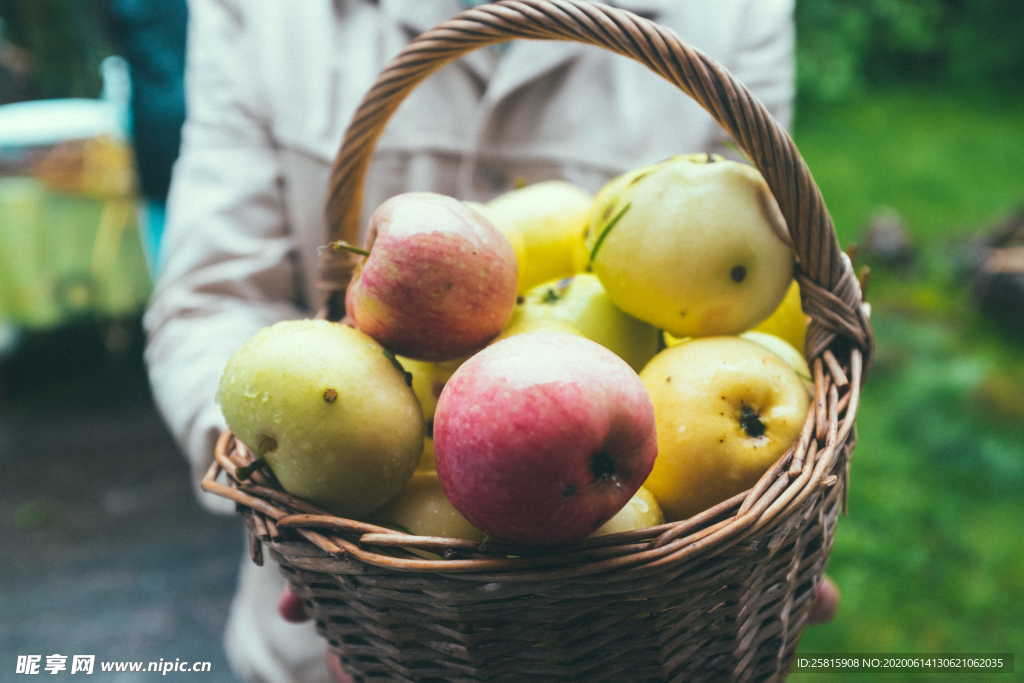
106,0,187,273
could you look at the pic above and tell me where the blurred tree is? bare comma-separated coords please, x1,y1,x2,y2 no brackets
0,0,111,100
796,0,1023,102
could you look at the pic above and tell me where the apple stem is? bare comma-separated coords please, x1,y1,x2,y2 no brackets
324,240,371,257
588,202,631,266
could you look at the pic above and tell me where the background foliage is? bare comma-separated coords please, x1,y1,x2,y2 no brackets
796,0,1023,102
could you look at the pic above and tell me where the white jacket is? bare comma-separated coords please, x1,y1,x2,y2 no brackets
144,1,794,680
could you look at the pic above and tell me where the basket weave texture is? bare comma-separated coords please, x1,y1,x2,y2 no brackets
202,1,874,680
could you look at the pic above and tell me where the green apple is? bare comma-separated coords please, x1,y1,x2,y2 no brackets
217,319,424,517
519,273,659,371
377,471,484,541
484,181,592,293
640,336,809,521
588,154,793,337
591,486,664,536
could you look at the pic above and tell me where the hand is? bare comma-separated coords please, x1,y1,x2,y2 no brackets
808,575,840,624
277,587,352,683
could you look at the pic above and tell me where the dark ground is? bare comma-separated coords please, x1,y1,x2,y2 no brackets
1,318,243,681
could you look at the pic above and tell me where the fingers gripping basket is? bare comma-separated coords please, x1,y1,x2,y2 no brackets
202,1,874,680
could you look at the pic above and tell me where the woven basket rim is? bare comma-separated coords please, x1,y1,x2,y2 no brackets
203,0,871,581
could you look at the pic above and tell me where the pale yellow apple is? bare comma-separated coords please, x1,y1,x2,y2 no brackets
520,273,659,371
395,355,464,423
752,280,808,353
639,336,810,521
495,305,581,341
591,487,664,536
468,201,527,282
740,330,812,385
589,154,793,337
416,436,436,472
377,471,484,541
484,181,592,293
217,320,423,517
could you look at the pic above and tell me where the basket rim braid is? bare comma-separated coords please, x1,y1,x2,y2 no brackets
202,1,873,680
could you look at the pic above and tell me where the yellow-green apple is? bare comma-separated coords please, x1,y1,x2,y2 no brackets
639,336,809,520
588,154,793,337
396,355,464,423
752,279,808,353
740,330,812,386
433,331,657,545
495,305,581,341
416,436,436,472
377,471,484,541
217,320,423,517
591,486,664,536
346,192,518,361
520,273,659,371
484,181,592,293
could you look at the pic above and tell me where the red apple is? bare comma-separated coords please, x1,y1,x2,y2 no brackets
346,192,518,361
433,331,657,545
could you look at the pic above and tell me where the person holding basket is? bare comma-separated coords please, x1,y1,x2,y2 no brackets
145,1,838,681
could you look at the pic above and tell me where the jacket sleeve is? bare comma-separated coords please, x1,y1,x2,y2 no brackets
144,0,305,513
717,0,796,144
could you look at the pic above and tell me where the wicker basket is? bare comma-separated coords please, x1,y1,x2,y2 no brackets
202,1,874,680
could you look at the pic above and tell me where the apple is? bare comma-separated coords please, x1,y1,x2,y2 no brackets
396,355,464,423
519,273,659,371
495,305,581,341
376,471,484,541
433,331,657,545
752,279,808,353
484,181,592,293
217,320,423,517
662,329,811,388
346,192,518,360
591,486,663,536
639,336,809,521
740,330,812,386
416,436,436,472
588,154,793,337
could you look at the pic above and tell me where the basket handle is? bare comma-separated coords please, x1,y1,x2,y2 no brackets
320,0,873,363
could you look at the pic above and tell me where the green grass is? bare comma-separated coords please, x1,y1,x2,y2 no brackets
791,86,1024,670
795,85,1024,245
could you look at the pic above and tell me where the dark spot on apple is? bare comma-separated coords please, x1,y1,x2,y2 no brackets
679,310,687,317
425,418,434,438
541,288,560,304
628,171,652,187
591,450,617,481
731,265,747,283
665,376,672,383
562,484,577,497
739,404,766,438
516,296,525,304
257,435,277,458
322,388,338,403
